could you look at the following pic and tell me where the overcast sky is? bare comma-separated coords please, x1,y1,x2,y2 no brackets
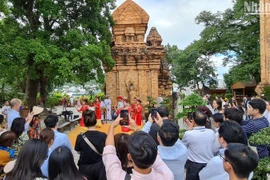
115,0,234,79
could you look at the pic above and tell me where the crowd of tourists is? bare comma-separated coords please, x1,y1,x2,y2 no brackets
0,94,269,180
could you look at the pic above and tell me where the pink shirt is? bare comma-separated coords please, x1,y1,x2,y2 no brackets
103,145,174,180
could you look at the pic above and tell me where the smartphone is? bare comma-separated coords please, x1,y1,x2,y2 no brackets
151,108,157,120
187,112,193,122
120,109,129,126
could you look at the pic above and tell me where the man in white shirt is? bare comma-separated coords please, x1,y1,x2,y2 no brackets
2,100,11,117
199,120,253,180
182,111,216,180
104,95,112,120
69,97,74,107
117,96,124,110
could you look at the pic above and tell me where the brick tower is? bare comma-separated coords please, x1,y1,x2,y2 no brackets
105,0,172,106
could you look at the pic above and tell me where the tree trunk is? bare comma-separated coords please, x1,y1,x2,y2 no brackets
0,82,4,103
25,73,39,109
40,70,48,107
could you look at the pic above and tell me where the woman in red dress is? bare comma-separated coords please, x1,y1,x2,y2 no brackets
134,98,143,126
95,98,102,127
76,99,89,127
131,97,137,120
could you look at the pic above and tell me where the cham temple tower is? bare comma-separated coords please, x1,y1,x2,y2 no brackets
105,0,172,105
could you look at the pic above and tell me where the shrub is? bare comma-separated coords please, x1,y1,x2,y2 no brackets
176,93,206,119
46,92,63,110
263,86,270,101
179,129,187,140
249,127,270,180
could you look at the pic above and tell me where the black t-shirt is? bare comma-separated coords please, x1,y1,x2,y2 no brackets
75,131,107,165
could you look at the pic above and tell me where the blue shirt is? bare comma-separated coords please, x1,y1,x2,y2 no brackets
158,140,188,180
143,121,188,180
41,149,52,177
7,109,29,131
7,109,20,129
242,116,269,158
41,130,72,177
50,130,72,152
0,146,15,158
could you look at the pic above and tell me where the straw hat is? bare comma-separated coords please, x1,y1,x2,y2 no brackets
32,106,44,115
4,160,16,173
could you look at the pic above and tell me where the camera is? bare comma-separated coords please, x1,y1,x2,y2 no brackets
120,109,129,126
151,108,158,120
187,112,194,122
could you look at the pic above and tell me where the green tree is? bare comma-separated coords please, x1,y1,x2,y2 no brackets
195,0,260,87
169,41,217,91
177,93,206,119
0,0,116,107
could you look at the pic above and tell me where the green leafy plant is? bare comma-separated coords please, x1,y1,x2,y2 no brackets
46,93,63,111
263,86,270,101
179,129,187,140
249,127,270,145
160,97,172,114
176,93,206,119
248,127,270,179
252,157,270,180
96,92,105,101
144,96,157,112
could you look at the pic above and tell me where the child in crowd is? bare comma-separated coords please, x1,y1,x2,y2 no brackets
0,131,16,179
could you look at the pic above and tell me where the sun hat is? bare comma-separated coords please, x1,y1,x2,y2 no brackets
4,160,16,173
32,106,44,115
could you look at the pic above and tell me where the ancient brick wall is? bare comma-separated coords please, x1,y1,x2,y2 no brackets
106,0,172,107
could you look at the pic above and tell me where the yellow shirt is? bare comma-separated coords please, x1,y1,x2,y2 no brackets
0,149,12,166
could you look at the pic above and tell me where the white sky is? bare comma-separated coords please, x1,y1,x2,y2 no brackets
115,0,234,79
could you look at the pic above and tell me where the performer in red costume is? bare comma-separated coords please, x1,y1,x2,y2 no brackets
131,97,137,120
134,98,143,126
76,99,89,127
95,97,102,127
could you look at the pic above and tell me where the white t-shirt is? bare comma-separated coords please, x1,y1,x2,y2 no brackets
2,105,11,114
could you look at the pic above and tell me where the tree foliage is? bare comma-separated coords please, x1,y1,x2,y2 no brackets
248,127,270,179
0,0,116,107
195,0,260,88
166,42,217,91
177,93,206,119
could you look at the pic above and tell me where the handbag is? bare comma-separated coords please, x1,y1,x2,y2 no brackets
80,132,102,156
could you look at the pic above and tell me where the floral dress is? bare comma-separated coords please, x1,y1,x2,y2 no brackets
29,116,42,138
11,133,29,157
